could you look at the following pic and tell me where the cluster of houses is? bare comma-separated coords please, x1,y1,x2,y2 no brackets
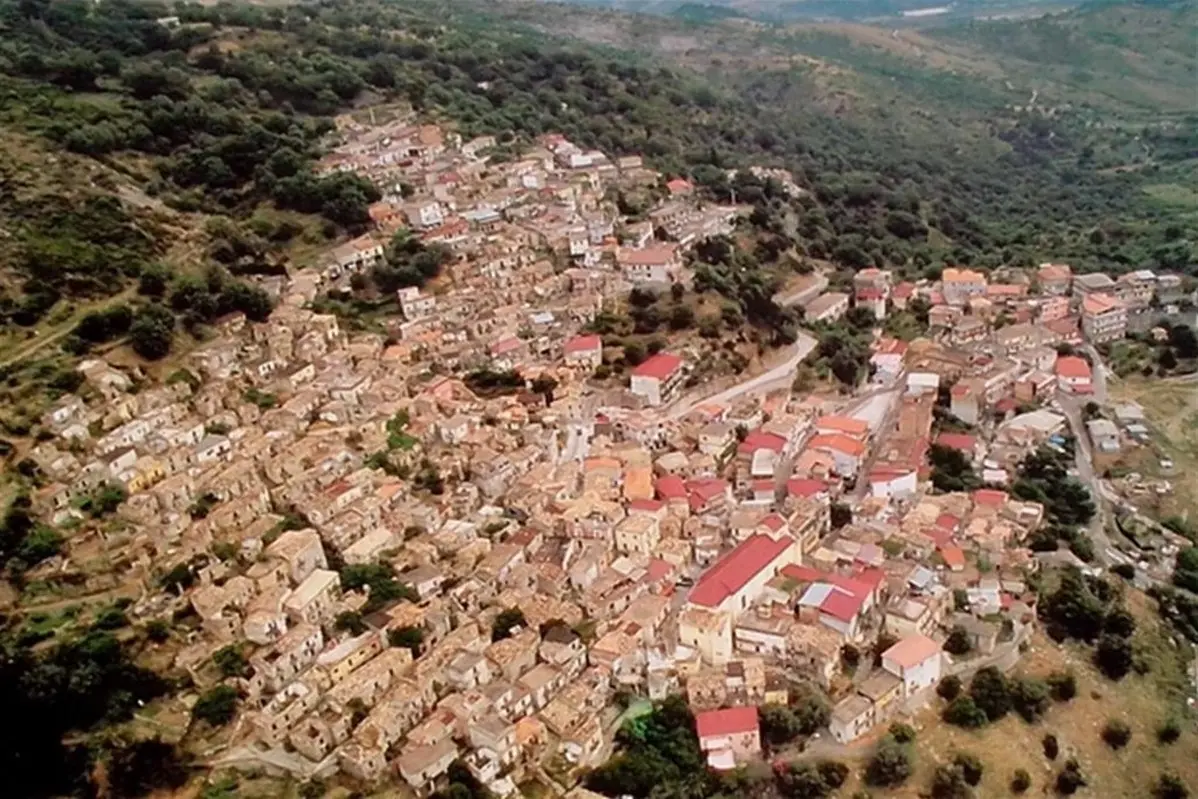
21,112,1197,794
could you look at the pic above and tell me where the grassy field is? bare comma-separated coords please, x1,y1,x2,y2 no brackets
1110,376,1198,525
832,588,1196,797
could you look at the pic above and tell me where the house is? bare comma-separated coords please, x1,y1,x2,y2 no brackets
881,634,942,697
1054,356,1093,394
630,353,685,407
868,466,918,500
695,706,761,770
618,245,681,285
283,569,341,625
941,268,987,306
803,292,850,323
687,534,800,614
829,694,873,743
1081,293,1127,343
1087,418,1120,453
1037,263,1072,295
396,738,458,795
563,335,603,368
805,434,866,478
949,382,980,426
397,287,437,320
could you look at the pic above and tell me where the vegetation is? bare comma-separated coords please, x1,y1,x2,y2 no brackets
1102,718,1132,749
339,561,417,613
388,625,425,655
491,607,527,642
192,685,240,727
864,733,913,787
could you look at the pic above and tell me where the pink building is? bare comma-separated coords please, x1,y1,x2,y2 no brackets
695,706,761,770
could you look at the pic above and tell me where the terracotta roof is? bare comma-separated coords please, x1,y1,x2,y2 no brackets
689,534,794,608
1054,355,1092,379
935,432,977,452
655,475,687,501
882,634,941,669
807,433,866,458
973,488,1008,507
628,499,665,513
816,415,869,437
893,282,915,299
631,353,683,380
666,178,693,195
942,267,986,284
564,334,602,354
759,513,786,532
1082,293,1124,315
936,513,960,531
781,564,826,583
618,245,677,267
737,430,787,456
695,706,758,739
939,544,966,568
819,587,865,622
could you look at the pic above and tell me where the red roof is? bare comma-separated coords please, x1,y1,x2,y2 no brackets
655,475,688,501
564,334,602,355
1054,355,1092,380
882,635,941,669
786,478,828,498
893,282,915,299
807,433,866,458
666,178,694,195
973,488,1008,507
738,430,787,456
935,432,977,453
646,559,674,582
759,513,786,532
874,338,909,356
852,566,888,591
950,383,973,398
781,564,825,583
936,513,960,532
816,415,869,437
827,573,873,599
856,287,885,301
939,544,966,568
752,479,776,494
632,352,683,380
819,587,865,622
689,534,794,608
695,706,758,739
628,498,665,513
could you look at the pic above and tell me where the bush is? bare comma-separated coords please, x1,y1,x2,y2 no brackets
1153,771,1190,799
864,736,912,787
945,625,973,655
953,752,984,786
943,695,988,728
1055,758,1086,795
889,721,916,744
1042,733,1059,760
816,760,849,789
969,666,1011,721
1010,767,1032,794
192,684,239,726
129,304,175,360
1047,670,1077,701
1010,677,1050,723
760,703,804,746
937,675,963,701
930,763,970,799
1157,717,1182,744
1094,633,1134,680
1102,718,1132,749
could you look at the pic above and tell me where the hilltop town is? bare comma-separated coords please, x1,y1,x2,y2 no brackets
12,111,1198,798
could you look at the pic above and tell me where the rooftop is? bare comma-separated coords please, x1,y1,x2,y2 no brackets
688,534,794,608
632,353,683,381
695,705,758,739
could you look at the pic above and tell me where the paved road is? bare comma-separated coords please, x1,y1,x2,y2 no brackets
663,331,819,420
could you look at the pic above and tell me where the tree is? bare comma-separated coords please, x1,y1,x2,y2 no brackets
791,694,830,735
776,762,832,799
944,625,972,655
1047,670,1077,701
1038,567,1107,642
1153,771,1190,799
192,685,239,727
937,675,963,701
1055,758,1086,795
930,764,970,799
864,736,912,787
1042,733,1059,760
106,738,188,799
129,304,175,360
840,643,860,672
1010,767,1032,794
1157,717,1182,744
1101,718,1132,749
968,667,1011,722
1094,633,1134,680
943,695,987,728
929,444,981,492
213,644,249,678
334,610,367,636
888,721,916,743
954,752,983,786
1010,677,1050,723
760,703,804,746
388,625,425,655
491,607,527,642
815,760,848,790
830,503,852,529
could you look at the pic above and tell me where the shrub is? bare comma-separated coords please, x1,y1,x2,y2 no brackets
930,763,970,799
1102,718,1132,749
1042,733,1059,760
888,722,916,743
1055,758,1086,795
1157,717,1182,744
1153,771,1190,799
944,695,988,728
192,684,239,726
969,666,1011,721
1010,677,1050,723
1047,670,1077,701
1094,633,1134,680
864,736,912,787
937,675,962,701
1010,767,1032,794
954,752,984,786
816,760,849,789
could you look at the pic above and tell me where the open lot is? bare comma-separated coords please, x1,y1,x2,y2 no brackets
1110,376,1198,525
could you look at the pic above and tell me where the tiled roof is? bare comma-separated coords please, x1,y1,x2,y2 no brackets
695,706,758,739
688,534,793,608
631,353,683,380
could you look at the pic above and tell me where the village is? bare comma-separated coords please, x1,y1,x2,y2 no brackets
20,110,1198,798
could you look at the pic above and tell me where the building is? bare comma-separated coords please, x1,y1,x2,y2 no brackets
880,634,942,697
1037,263,1072,296
630,353,685,407
1072,272,1116,299
618,245,681,285
694,706,761,770
687,534,800,614
941,268,987,306
1081,293,1127,344
1115,270,1156,309
563,334,603,368
1087,418,1120,453
1053,355,1092,394
803,292,850,323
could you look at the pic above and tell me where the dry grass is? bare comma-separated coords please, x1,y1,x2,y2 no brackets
833,588,1195,797
1111,376,1198,524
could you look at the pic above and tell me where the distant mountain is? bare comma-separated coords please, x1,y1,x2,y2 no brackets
519,0,1085,22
